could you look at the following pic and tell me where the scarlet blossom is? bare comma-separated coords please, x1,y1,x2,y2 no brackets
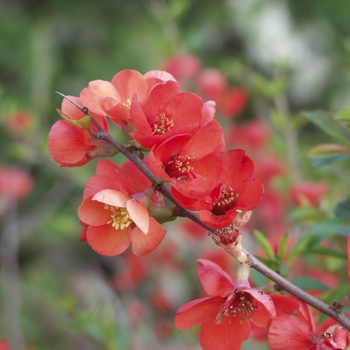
78,159,166,256
80,69,176,127
268,301,317,350
197,69,227,101
172,149,264,229
5,110,35,134
228,120,270,151
129,80,214,149
161,54,201,83
48,96,113,167
148,119,225,198
217,87,248,118
0,167,33,202
290,181,328,207
80,69,148,126
175,260,276,350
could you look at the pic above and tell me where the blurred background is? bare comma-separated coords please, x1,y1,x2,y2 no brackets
1,0,350,349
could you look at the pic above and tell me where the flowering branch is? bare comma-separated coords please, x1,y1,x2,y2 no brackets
86,110,350,331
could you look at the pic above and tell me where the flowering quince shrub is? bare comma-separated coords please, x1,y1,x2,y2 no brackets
48,68,350,349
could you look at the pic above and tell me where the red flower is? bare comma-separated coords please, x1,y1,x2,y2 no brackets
148,119,225,198
48,96,112,167
80,69,149,126
129,80,211,149
172,149,264,229
268,301,317,350
290,181,328,207
0,167,33,202
78,159,166,256
175,260,276,350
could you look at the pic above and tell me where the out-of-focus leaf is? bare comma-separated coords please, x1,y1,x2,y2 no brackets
278,233,288,260
290,276,329,291
334,107,350,126
253,230,274,260
289,207,325,221
308,246,347,259
249,268,268,287
303,110,350,145
311,154,350,167
304,143,350,158
169,0,191,19
288,219,348,264
334,198,350,221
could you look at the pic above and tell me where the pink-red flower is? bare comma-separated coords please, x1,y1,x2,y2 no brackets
172,149,264,229
78,159,166,256
175,260,276,350
48,96,113,167
129,80,213,149
148,119,225,198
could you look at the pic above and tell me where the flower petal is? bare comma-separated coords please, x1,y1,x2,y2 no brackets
130,217,166,256
127,198,149,234
92,189,128,207
78,197,111,226
86,224,131,256
199,316,251,350
196,259,234,297
174,296,223,329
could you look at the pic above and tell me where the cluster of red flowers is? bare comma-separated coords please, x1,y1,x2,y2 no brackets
48,69,264,257
48,68,349,349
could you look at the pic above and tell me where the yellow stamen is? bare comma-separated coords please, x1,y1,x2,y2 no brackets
104,204,133,230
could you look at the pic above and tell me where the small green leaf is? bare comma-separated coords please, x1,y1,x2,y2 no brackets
334,107,350,126
57,108,91,131
290,276,329,291
308,246,347,260
277,233,288,260
304,143,350,158
303,110,350,145
253,230,274,260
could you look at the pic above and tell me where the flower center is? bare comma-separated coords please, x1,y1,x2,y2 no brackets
104,204,133,230
216,292,258,324
123,99,131,109
164,154,194,179
152,112,174,135
212,186,237,215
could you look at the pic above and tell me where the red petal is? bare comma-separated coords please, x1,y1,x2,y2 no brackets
78,197,111,226
234,178,264,210
196,260,233,297
199,316,251,350
111,69,148,104
48,120,91,166
174,296,223,329
92,189,128,207
271,294,300,316
80,80,121,116
130,217,166,255
268,314,314,350
127,199,149,234
86,224,131,256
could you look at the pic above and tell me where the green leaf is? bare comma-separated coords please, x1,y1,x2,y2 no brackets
308,246,347,259
311,154,350,167
277,233,288,260
334,198,350,221
253,230,274,260
303,110,350,145
334,107,350,126
304,143,350,158
289,207,324,221
288,218,348,264
290,276,329,291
